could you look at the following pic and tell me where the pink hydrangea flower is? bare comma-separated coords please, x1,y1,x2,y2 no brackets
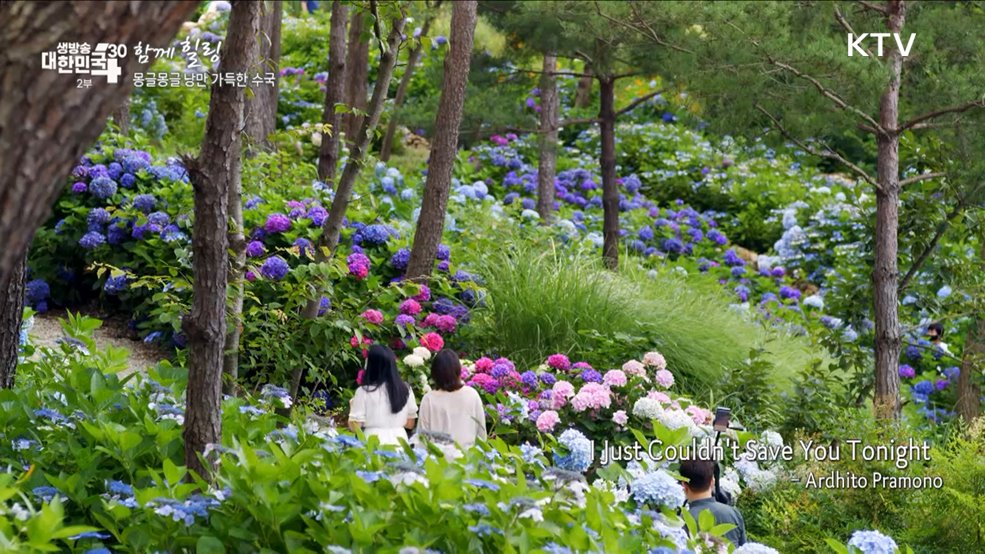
685,405,711,425
361,309,384,324
356,369,365,385
349,263,369,280
435,315,457,333
655,369,675,389
643,351,667,370
551,381,575,409
612,410,628,426
647,390,672,404
399,299,422,315
493,357,515,372
603,369,627,387
536,410,560,432
460,366,472,380
422,313,440,327
420,332,444,352
474,357,494,373
622,359,646,376
470,373,498,394
500,370,522,390
570,383,612,412
547,353,571,371
413,284,431,302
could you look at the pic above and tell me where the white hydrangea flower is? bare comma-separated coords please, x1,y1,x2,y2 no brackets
412,347,431,360
632,397,663,419
403,354,425,368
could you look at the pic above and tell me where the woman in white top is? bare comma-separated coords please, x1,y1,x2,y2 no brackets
348,345,417,446
417,349,487,448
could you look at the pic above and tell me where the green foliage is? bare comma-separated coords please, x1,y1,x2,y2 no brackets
719,348,784,431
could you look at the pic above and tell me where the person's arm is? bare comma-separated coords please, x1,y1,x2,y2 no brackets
404,387,418,430
417,394,431,433
474,390,488,441
348,389,366,432
736,508,747,546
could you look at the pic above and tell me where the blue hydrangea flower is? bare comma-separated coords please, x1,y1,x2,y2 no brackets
631,470,685,509
580,369,602,383
293,237,313,257
553,429,593,472
107,222,129,245
87,208,111,231
133,194,156,213
912,381,934,395
318,296,331,316
25,279,50,304
358,224,393,246
390,248,411,270
160,225,187,243
464,478,500,491
436,244,451,260
707,229,728,245
120,173,137,188
103,275,128,295
147,211,170,227
847,529,898,554
89,176,118,199
79,231,106,250
260,256,290,280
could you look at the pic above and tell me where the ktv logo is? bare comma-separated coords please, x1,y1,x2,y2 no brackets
847,33,916,57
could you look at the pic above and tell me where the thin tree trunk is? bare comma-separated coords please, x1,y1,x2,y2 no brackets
182,0,260,480
223,161,246,396
957,238,985,422
599,75,619,270
317,0,348,185
0,2,198,286
245,0,282,151
0,257,26,389
292,13,408,401
380,2,442,162
872,0,905,420
343,11,369,143
405,1,477,281
536,52,559,223
574,66,593,108
112,98,130,135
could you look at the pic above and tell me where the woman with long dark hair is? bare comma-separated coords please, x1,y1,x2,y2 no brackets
348,344,417,445
417,349,486,448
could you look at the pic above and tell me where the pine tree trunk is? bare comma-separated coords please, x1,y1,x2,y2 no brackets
872,0,905,420
574,66,593,108
245,0,282,151
380,3,441,162
0,257,26,389
292,13,408,401
317,0,348,185
536,52,559,223
343,11,369,143
182,0,260,480
112,98,130,135
0,2,198,287
599,76,619,270
404,2,478,281
957,238,985,422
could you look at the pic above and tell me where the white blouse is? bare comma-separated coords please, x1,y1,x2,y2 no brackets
417,386,487,448
349,385,418,446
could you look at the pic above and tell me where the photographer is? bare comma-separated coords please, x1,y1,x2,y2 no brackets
680,458,747,546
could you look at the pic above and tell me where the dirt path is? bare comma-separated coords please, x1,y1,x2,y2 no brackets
27,309,168,373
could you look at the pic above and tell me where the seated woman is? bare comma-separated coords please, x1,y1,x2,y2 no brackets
348,344,417,446
417,349,487,448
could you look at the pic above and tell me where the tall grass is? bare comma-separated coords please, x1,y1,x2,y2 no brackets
464,236,818,394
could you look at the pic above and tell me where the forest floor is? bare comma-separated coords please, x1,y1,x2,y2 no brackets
28,309,168,374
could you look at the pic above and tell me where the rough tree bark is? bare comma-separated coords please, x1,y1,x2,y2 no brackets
112,98,130,135
343,11,369,143
574,66,593,108
0,1,198,287
317,0,348,185
0,258,26,389
404,2,478,281
291,14,408,401
536,52,559,223
182,0,260,480
244,0,282,151
957,237,985,422
871,0,905,420
599,75,619,270
380,1,442,162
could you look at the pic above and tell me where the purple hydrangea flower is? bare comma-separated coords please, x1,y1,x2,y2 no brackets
89,177,118,199
71,182,87,193
358,224,393,247
246,241,265,257
265,213,292,233
147,211,170,227
779,286,801,301
771,266,786,278
390,248,411,270
317,296,331,316
103,275,128,295
580,369,603,383
898,364,915,379
436,244,451,260
79,231,106,250
260,256,290,280
395,314,415,328
307,206,328,227
120,173,137,188
707,229,727,245
293,237,313,257
437,260,450,272
133,194,156,213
